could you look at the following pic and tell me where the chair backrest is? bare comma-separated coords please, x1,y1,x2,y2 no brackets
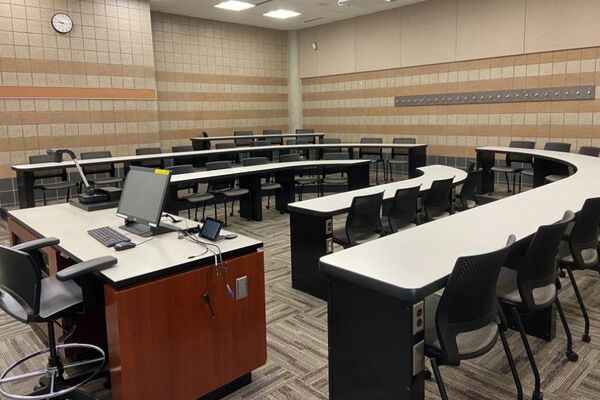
544,142,571,152
253,139,271,147
346,192,384,244
80,151,114,176
568,197,600,266
320,138,342,157
215,142,236,149
206,160,235,190
166,164,195,174
423,177,454,217
516,211,574,310
171,145,194,166
29,154,68,181
135,147,163,169
392,137,416,157
578,146,600,157
359,137,383,157
385,186,420,233
279,154,301,162
322,152,349,160
242,157,269,167
435,235,515,364
263,129,283,145
296,128,316,143
234,130,253,146
0,245,42,323
458,169,482,206
506,141,536,165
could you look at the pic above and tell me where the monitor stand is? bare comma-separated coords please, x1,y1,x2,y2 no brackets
120,220,179,238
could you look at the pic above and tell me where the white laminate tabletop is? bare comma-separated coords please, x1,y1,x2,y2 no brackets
320,146,600,299
8,204,262,287
288,165,466,217
191,133,326,141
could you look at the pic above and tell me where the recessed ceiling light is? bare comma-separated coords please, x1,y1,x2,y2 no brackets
263,9,301,19
215,1,255,11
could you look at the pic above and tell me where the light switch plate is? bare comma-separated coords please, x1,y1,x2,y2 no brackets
236,276,248,300
413,340,424,376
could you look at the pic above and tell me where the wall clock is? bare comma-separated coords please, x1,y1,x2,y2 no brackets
52,13,73,34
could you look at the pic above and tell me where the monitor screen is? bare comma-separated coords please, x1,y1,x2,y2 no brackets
116,166,171,227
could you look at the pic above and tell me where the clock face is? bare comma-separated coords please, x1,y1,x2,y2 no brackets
52,13,73,34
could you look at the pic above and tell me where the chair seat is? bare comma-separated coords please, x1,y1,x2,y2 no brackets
332,227,380,248
520,169,533,177
89,177,123,186
262,182,281,191
296,176,319,185
388,159,408,165
496,267,556,307
34,181,79,190
38,276,83,320
545,174,567,183
490,166,522,173
213,188,249,198
424,294,498,358
322,177,348,185
560,248,598,268
381,219,416,235
182,192,215,204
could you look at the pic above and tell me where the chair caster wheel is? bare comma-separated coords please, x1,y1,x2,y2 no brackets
532,391,543,400
582,334,591,343
566,351,579,362
424,369,432,380
559,270,566,278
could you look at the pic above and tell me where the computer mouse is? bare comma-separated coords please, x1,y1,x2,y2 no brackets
115,241,136,251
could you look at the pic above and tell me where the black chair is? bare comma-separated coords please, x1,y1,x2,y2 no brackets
320,152,349,196
251,139,273,161
171,145,194,167
29,154,79,206
213,142,237,163
280,153,319,201
241,157,281,210
0,238,117,400
167,164,215,222
454,169,482,211
332,192,384,249
497,211,577,400
284,138,310,160
233,130,254,147
206,161,249,226
262,129,283,145
381,185,420,235
558,197,600,343
490,141,535,193
135,147,164,169
425,235,522,400
295,128,316,144
421,177,454,221
359,137,385,184
388,137,416,181
198,131,211,150
80,151,122,191
319,138,342,159
521,142,571,182
545,146,600,183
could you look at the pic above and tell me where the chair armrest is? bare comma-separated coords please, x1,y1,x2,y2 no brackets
56,256,118,282
11,238,60,253
475,195,498,205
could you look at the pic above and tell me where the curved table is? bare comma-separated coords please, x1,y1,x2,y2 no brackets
318,146,600,400
288,165,467,300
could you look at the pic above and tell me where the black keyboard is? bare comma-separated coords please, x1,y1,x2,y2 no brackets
87,226,131,247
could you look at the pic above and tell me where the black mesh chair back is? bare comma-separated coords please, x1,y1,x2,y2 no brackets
263,129,283,145
457,169,482,209
320,138,342,157
322,152,349,160
384,186,420,233
568,197,600,266
435,235,515,364
234,130,253,146
206,160,235,191
391,137,416,158
213,142,237,163
346,192,384,244
251,139,272,160
0,245,42,323
359,137,383,157
544,142,571,152
80,151,114,175
166,164,196,192
215,142,236,149
506,141,536,165
29,154,67,180
242,157,269,167
578,146,600,157
135,147,163,169
423,177,454,218
279,153,301,162
514,211,574,310
171,145,194,166
296,128,316,143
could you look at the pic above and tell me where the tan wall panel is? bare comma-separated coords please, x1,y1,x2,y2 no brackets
401,0,458,67
456,0,526,61
355,8,402,73
525,0,600,53
298,28,319,78
317,19,356,77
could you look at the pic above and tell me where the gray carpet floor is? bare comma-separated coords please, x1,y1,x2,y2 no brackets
1,187,600,399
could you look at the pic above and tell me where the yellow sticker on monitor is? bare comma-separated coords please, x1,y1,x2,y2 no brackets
154,168,170,175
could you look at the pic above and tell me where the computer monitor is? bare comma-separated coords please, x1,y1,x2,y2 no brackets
116,166,175,237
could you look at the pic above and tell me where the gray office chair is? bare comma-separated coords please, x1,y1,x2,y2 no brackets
490,141,535,193
388,137,416,181
241,157,282,210
80,151,123,190
454,169,482,211
135,147,164,169
0,238,117,400
167,164,215,221
279,154,319,201
497,211,576,400
425,235,522,400
295,128,316,144
262,129,283,145
332,192,384,249
319,138,342,159
558,196,600,343
206,161,250,226
171,145,195,167
359,137,385,184
320,152,349,196
283,138,310,160
251,139,273,161
29,154,79,206
520,142,571,182
421,177,454,221
212,142,237,163
381,185,420,235
233,130,254,147
545,146,600,183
